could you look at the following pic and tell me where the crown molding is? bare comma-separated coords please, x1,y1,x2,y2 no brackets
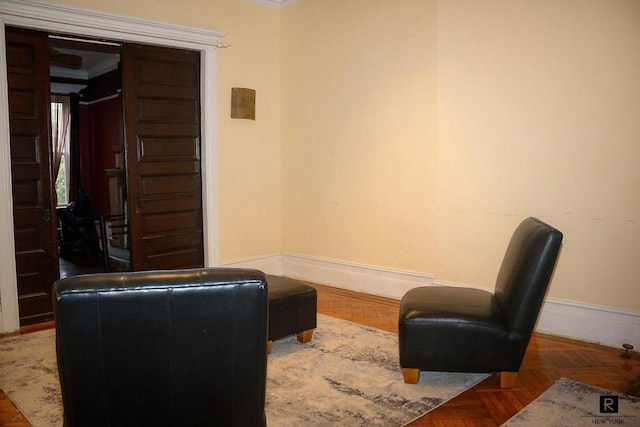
0,0,226,47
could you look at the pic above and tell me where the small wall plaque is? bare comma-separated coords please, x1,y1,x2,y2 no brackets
231,87,256,120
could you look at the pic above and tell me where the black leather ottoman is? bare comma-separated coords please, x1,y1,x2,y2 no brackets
266,275,317,353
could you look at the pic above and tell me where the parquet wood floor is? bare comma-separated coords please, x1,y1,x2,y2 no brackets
1,282,638,426
314,283,639,426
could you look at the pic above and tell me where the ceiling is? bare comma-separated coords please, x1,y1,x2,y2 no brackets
51,48,120,80
50,37,121,94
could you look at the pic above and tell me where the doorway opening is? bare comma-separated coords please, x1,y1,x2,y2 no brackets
49,35,130,279
0,0,220,332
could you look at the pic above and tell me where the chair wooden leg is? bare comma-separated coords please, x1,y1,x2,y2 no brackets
402,368,420,384
267,340,272,354
296,329,314,343
500,371,518,388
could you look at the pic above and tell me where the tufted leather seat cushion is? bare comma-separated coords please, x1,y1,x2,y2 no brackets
399,286,527,372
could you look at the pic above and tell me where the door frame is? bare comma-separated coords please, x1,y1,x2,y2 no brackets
0,0,224,332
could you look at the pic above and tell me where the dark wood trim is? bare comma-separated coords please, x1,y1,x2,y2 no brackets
50,76,87,85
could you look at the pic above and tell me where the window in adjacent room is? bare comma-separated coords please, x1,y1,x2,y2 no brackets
51,95,71,206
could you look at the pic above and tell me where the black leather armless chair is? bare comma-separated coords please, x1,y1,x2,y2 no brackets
399,217,563,388
54,268,268,426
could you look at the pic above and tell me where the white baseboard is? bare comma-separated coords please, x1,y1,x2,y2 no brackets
222,253,640,350
220,253,283,276
535,299,639,350
221,252,433,298
432,278,640,349
281,253,435,299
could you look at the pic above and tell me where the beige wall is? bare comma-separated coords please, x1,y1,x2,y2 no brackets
436,0,640,309
10,0,640,315
57,0,283,262
280,0,439,271
280,0,640,311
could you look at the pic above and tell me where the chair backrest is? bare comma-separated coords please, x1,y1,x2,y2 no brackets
54,268,268,427
98,213,129,272
494,217,563,335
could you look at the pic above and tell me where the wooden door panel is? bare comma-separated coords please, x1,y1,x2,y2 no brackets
122,43,203,271
142,211,202,235
7,90,37,116
142,248,202,270
136,197,202,214
6,27,58,325
136,99,198,122
139,174,199,196
137,161,200,176
8,134,38,161
132,57,198,82
138,136,199,161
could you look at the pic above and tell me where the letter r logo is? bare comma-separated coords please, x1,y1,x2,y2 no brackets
600,395,618,413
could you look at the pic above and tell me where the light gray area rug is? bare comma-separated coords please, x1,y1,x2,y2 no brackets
0,314,488,426
502,377,640,426
0,327,60,426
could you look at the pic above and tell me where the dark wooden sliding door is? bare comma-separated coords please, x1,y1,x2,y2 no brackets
6,26,59,325
121,43,204,270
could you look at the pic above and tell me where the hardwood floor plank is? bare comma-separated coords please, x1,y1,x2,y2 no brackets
0,392,29,427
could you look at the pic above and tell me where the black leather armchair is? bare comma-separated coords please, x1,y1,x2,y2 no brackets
399,217,563,388
54,268,269,426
